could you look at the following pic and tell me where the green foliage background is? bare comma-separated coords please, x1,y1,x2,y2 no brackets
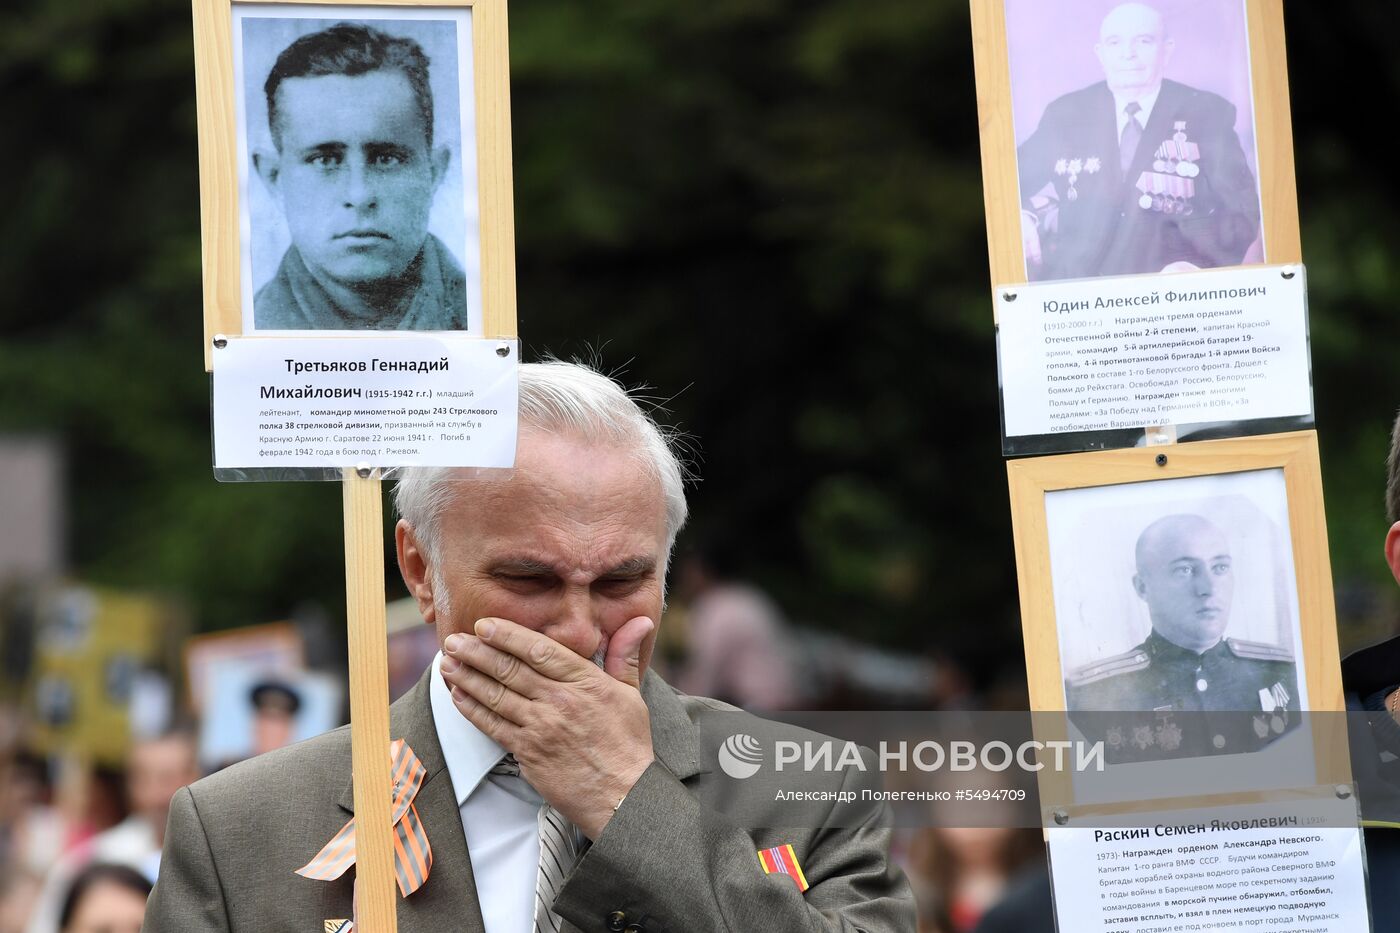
1,1,1395,684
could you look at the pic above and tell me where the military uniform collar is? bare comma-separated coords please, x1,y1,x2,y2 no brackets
1143,629,1227,666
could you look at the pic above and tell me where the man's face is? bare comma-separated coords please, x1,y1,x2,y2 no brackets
417,429,669,677
128,737,198,827
1134,516,1234,652
1095,3,1173,95
259,69,446,287
252,708,296,756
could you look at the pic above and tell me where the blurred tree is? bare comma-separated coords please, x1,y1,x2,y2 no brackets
0,0,1396,683
0,0,349,633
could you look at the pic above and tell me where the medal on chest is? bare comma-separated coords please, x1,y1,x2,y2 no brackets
1054,156,1101,201
1258,681,1291,734
1135,122,1200,213
1153,121,1201,178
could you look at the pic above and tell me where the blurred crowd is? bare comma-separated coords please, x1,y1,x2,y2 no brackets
0,675,345,933
0,726,194,933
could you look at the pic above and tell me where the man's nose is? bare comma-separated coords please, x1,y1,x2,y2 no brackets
545,585,603,659
1194,573,1214,597
343,158,377,209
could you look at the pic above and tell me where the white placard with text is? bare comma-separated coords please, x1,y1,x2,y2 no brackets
212,335,518,471
998,266,1312,446
1047,794,1369,933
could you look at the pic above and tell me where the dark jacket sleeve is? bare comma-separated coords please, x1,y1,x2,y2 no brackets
1017,96,1072,212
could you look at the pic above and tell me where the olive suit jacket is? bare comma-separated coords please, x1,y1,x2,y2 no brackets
144,669,914,932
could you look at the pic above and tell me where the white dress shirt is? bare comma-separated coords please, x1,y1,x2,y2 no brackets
429,652,541,933
1112,85,1161,142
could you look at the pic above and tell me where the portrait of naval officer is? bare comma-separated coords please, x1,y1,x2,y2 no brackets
1016,2,1261,282
1066,513,1299,759
250,22,468,331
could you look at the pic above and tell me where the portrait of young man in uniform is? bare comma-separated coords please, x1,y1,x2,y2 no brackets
1064,512,1300,762
1008,1,1262,282
1043,469,1308,767
241,18,473,331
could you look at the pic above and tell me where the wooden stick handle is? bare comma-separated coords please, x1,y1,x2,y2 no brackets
342,469,396,933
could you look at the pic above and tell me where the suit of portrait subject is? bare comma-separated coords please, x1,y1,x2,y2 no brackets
1066,514,1299,762
251,23,468,331
1017,3,1260,281
145,362,914,932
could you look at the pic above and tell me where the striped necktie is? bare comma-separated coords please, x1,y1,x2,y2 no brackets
490,755,583,932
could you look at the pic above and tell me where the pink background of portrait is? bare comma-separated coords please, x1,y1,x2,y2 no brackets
1007,0,1256,166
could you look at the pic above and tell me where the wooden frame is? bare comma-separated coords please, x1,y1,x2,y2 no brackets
182,619,304,713
1008,432,1340,713
969,0,1299,306
192,0,518,369
1007,432,1351,809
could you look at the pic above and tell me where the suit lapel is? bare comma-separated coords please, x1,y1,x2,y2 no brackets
337,671,487,932
642,670,704,782
333,668,701,932
1090,83,1123,186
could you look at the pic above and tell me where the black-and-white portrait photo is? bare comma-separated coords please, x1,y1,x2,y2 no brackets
1006,0,1263,282
233,6,481,332
1047,470,1307,762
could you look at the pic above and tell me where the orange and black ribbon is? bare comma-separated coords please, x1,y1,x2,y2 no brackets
297,739,432,898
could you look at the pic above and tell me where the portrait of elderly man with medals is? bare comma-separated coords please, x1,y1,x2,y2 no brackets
1013,2,1262,282
1065,513,1301,765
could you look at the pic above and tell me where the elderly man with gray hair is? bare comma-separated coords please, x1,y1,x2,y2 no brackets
146,361,914,931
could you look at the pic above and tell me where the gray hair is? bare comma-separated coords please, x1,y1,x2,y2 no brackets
393,361,690,564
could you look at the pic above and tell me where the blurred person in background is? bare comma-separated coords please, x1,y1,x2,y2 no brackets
55,864,149,933
906,824,1042,933
895,762,1044,933
968,863,1052,933
25,732,197,933
247,680,301,758
0,873,41,933
671,548,799,710
0,751,65,877
73,769,125,850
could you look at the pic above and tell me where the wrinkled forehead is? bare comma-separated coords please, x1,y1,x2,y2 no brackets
441,432,665,522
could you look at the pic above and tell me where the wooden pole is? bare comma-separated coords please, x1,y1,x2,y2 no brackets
342,469,396,932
